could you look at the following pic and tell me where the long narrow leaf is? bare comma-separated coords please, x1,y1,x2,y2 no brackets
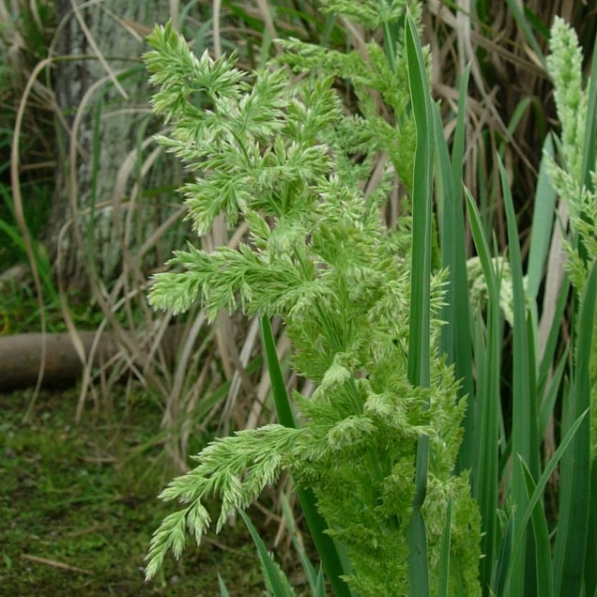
260,317,297,429
494,514,514,596
519,408,589,542
466,190,501,592
504,0,546,67
500,156,539,594
218,574,232,597
405,15,434,596
239,509,295,597
585,460,597,596
280,493,319,593
433,65,475,475
260,317,352,597
450,66,476,475
537,275,571,393
501,408,589,593
519,459,554,597
405,0,432,389
539,348,568,441
527,136,557,300
553,261,597,596
581,22,597,189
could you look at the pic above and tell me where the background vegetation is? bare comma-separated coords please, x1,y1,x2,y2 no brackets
1,0,596,595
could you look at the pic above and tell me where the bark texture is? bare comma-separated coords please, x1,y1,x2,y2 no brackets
49,0,176,288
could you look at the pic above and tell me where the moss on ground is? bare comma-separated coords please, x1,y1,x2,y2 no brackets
0,387,269,596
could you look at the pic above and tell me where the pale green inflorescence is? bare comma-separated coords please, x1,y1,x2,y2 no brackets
547,16,597,460
143,2,481,594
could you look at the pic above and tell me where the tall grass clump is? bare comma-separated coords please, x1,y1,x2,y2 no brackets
0,0,56,282
545,16,597,597
452,13,597,597
142,1,482,595
143,2,597,596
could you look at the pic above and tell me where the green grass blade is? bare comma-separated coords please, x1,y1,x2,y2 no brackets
239,509,295,597
502,407,589,594
450,65,470,188
434,108,454,353
260,317,352,597
519,458,554,597
218,574,232,597
581,25,597,189
466,189,501,592
280,493,319,592
405,0,432,390
586,459,597,596
314,568,326,597
296,487,352,597
553,260,597,596
500,157,538,473
320,14,338,47
538,347,568,440
260,317,297,429
407,513,429,597
500,156,539,594
520,408,588,538
434,65,476,475
285,492,333,594
405,15,434,596
504,0,546,67
537,276,571,393
494,514,514,596
526,136,557,300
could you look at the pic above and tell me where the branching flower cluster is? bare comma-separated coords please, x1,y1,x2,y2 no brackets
547,17,597,458
143,3,481,594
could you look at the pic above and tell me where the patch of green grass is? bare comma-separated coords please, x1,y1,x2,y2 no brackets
0,276,162,335
0,388,269,596
0,288,97,335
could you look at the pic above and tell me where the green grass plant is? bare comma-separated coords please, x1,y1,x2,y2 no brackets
405,15,434,596
3,0,597,595
261,315,349,596
138,3,597,595
142,3,597,596
143,3,480,595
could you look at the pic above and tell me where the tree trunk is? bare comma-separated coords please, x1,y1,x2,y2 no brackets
49,0,177,289
0,326,184,392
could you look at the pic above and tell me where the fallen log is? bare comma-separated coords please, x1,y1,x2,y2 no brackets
0,328,181,392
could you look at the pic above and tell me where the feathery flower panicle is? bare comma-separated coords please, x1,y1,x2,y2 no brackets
143,5,481,594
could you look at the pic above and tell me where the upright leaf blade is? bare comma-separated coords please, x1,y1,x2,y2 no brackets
526,136,557,301
519,459,554,597
405,15,434,596
501,408,589,595
466,190,501,593
218,574,232,597
239,509,295,597
504,0,546,67
260,317,352,597
500,157,539,595
434,66,475,475
260,316,297,429
553,261,597,596
280,493,319,593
